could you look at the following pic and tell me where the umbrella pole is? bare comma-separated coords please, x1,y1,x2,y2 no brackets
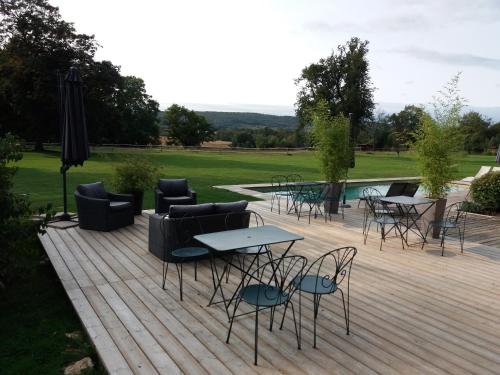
59,164,72,221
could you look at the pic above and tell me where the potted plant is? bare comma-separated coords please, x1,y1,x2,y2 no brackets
310,100,351,214
412,74,464,238
112,158,159,215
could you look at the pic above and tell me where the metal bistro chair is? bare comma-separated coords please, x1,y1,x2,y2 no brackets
161,214,213,301
281,247,357,348
361,187,382,234
364,196,406,251
224,211,274,282
270,174,288,214
285,173,304,214
226,255,307,365
295,183,326,223
421,201,467,256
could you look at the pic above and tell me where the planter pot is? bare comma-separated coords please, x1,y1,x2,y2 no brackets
130,190,144,216
323,182,343,214
422,197,447,239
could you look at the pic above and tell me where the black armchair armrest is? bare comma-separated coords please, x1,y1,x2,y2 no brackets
108,192,134,202
188,189,197,203
75,192,110,210
154,187,165,213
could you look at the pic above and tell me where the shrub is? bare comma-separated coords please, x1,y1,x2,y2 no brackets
310,100,350,183
470,172,500,213
112,157,160,193
0,134,52,287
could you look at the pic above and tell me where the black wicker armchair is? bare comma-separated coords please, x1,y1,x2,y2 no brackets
75,182,134,231
154,179,197,214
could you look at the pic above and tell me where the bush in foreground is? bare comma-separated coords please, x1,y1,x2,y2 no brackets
470,172,500,213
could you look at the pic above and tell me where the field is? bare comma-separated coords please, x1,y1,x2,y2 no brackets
12,148,497,212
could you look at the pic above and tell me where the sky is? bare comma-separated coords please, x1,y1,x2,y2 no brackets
51,0,500,115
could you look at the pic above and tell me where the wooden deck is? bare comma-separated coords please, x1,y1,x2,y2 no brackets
39,197,500,374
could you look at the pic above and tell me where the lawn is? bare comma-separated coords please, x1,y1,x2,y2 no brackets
13,148,497,212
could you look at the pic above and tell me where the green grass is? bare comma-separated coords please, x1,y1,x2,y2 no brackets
13,149,498,212
0,250,105,374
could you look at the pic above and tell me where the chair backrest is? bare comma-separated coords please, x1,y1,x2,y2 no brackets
241,255,308,302
475,166,492,179
77,182,108,199
225,210,262,231
271,175,287,190
286,174,303,184
362,187,382,200
385,182,407,197
444,201,467,226
402,183,419,197
366,196,393,220
160,214,204,257
158,179,188,196
304,247,357,294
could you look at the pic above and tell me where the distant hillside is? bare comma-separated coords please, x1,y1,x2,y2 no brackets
195,111,298,130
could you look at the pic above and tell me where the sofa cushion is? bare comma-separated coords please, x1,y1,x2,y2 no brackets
169,203,214,218
214,200,248,214
109,201,132,212
162,196,194,204
158,179,188,197
77,182,108,199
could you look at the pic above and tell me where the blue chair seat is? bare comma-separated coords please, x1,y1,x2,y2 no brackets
171,246,209,259
239,284,289,307
294,275,337,295
429,220,457,229
235,246,269,255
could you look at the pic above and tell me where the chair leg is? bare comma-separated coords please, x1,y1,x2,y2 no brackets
269,306,275,331
458,227,464,254
175,263,183,301
254,308,259,365
162,262,169,289
194,261,198,281
289,302,301,350
339,289,350,335
421,224,431,250
380,225,385,251
313,294,321,348
279,301,290,330
226,295,243,344
364,220,372,245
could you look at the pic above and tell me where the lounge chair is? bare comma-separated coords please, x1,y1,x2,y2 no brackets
460,166,492,183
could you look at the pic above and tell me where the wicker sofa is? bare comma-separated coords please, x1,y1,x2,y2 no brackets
148,200,250,261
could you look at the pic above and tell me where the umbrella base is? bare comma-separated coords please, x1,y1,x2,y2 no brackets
48,212,79,229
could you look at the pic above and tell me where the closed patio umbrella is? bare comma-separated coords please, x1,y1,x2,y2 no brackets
58,67,90,221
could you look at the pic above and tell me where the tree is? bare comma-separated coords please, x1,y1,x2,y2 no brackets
295,37,375,144
459,111,490,153
0,0,97,149
0,0,160,147
164,104,215,146
389,105,424,147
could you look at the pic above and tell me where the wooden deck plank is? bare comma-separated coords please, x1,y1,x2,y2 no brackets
39,193,500,375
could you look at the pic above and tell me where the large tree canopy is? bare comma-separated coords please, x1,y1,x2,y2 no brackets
295,37,375,142
388,105,425,147
0,0,159,147
164,104,215,147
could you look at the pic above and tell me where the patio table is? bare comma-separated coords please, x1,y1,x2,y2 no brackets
194,225,303,318
379,195,435,245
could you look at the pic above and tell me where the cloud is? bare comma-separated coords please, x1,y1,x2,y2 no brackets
390,48,500,71
304,14,431,34
404,80,415,85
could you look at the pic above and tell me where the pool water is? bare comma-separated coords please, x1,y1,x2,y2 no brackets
251,183,466,200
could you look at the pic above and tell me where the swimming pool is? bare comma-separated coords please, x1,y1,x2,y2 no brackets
249,182,466,200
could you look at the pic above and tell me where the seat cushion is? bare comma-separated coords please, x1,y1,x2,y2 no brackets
239,284,289,307
213,200,248,214
171,246,209,259
169,203,214,218
77,182,108,199
294,275,337,294
158,179,188,196
163,196,194,204
109,201,132,211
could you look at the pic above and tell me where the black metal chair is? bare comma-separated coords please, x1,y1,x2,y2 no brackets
361,187,382,234
421,201,467,256
226,255,307,365
281,247,357,348
270,175,288,214
295,183,327,223
154,178,197,214
161,215,213,301
364,196,405,251
223,211,273,282
75,182,134,231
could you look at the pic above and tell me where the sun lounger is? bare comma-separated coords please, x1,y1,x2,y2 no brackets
460,166,492,183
